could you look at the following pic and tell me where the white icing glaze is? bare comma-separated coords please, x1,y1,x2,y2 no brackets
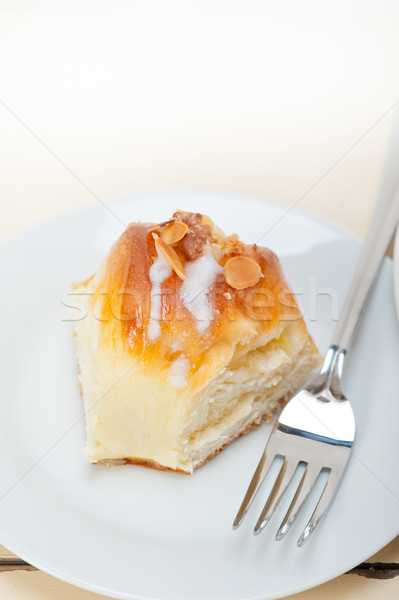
168,356,190,389
181,247,222,331
147,250,172,342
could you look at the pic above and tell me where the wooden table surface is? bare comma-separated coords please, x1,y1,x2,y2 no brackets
2,3,399,598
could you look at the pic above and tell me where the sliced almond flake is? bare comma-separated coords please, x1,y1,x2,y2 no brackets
211,242,224,263
153,233,187,280
224,255,262,290
160,220,188,244
148,218,176,235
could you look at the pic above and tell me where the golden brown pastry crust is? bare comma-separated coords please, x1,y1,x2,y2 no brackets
74,211,321,473
88,218,303,374
96,400,284,475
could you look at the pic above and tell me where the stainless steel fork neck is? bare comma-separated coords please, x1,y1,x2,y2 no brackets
307,345,347,400
329,191,399,355
310,190,399,400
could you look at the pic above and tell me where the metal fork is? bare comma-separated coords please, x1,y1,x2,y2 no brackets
233,191,399,546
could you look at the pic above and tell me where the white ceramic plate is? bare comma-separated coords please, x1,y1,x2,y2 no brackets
1,192,399,600
393,225,399,319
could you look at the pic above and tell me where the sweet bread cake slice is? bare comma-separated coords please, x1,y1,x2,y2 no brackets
72,211,321,473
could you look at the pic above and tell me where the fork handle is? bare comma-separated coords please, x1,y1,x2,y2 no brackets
330,187,399,353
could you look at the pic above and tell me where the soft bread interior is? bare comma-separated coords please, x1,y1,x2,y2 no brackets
72,215,322,474
76,294,319,473
178,321,319,472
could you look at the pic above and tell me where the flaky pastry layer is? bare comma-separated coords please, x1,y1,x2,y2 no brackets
72,211,321,473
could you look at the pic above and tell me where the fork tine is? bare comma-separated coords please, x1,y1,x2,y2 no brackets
275,463,321,541
232,449,275,529
297,468,342,547
254,458,298,535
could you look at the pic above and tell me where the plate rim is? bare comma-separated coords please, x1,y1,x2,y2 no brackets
393,223,399,318
1,189,365,251
0,190,397,600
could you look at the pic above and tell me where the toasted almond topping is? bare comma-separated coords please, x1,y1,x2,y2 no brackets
226,234,239,243
149,219,176,234
181,229,207,260
224,256,262,290
153,233,187,280
201,214,214,229
227,244,243,255
160,220,188,244
223,292,232,300
211,242,224,263
224,233,244,255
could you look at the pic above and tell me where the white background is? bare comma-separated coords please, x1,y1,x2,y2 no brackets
1,1,399,241
2,4,399,599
